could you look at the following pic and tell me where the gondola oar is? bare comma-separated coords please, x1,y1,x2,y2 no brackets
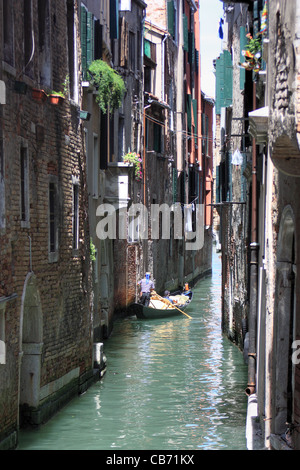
153,292,192,319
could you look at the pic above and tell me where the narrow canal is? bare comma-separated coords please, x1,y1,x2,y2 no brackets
18,250,248,451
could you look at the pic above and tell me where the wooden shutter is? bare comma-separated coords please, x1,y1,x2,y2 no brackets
183,14,188,51
240,26,247,90
119,17,128,67
87,12,94,69
94,19,102,60
192,99,197,143
81,6,87,80
167,1,175,38
110,0,119,39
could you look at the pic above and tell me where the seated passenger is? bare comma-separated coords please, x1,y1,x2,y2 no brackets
164,290,174,304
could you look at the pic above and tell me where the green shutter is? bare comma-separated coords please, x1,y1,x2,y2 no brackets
110,0,119,39
195,49,199,71
224,50,233,106
144,39,151,58
183,14,188,51
192,99,197,143
188,32,194,64
81,6,87,80
167,1,175,38
240,26,247,90
187,95,192,133
87,12,94,69
215,50,232,114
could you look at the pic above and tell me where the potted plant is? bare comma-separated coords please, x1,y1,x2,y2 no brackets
48,90,65,105
122,152,143,182
32,88,47,103
239,33,262,72
87,60,126,114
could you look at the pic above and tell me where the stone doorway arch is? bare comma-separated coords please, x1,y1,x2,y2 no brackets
19,273,43,424
273,206,296,435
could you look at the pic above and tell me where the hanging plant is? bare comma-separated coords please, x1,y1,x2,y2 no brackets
122,152,143,182
87,60,126,114
239,33,262,72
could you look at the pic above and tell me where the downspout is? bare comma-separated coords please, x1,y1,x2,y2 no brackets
245,78,259,397
143,104,151,205
161,33,168,103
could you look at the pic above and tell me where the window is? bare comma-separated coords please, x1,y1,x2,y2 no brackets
3,2,14,66
72,180,79,251
24,0,34,78
48,179,58,261
20,146,30,227
81,5,102,81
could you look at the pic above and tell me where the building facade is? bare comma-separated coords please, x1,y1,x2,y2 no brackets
217,0,300,450
0,0,96,449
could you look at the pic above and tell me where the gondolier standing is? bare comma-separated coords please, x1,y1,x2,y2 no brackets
137,272,155,306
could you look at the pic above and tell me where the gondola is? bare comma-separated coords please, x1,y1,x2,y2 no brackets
128,290,193,320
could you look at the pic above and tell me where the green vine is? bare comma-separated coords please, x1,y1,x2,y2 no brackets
88,60,126,114
90,238,96,262
122,152,143,182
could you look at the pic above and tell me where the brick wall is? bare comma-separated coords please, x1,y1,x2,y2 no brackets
0,1,93,447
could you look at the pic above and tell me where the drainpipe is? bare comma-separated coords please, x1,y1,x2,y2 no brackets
143,103,152,205
161,34,168,103
246,78,259,396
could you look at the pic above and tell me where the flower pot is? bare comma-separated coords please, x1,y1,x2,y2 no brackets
49,94,65,105
32,88,47,103
14,81,27,95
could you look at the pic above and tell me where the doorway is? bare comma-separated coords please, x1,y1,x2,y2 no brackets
19,273,43,425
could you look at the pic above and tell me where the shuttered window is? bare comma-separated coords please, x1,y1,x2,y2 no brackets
215,50,233,114
81,7,102,80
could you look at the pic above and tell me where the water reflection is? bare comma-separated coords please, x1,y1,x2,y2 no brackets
18,251,248,450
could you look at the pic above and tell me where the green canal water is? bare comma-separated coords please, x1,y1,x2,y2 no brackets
18,250,248,451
